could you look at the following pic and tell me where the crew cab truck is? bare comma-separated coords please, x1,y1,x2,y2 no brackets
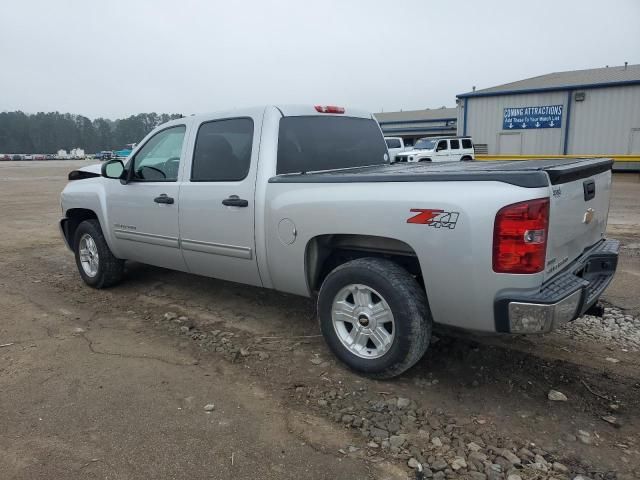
60,105,619,378
395,136,474,163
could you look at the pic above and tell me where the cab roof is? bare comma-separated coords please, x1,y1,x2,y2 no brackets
159,105,374,128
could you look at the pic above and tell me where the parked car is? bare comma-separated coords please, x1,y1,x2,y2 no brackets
384,137,407,162
395,136,474,163
0,154,11,161
97,151,114,161
12,154,22,161
23,154,34,160
59,105,618,378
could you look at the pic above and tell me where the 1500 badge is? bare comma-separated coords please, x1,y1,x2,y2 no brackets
407,209,459,229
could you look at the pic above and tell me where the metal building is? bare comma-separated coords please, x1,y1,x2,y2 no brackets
374,108,457,145
456,64,640,157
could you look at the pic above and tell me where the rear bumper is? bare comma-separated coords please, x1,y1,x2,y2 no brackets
494,238,619,333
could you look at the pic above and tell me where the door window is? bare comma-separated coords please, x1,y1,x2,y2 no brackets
131,125,186,182
461,138,473,149
436,140,448,151
386,138,401,149
191,118,254,182
449,139,460,150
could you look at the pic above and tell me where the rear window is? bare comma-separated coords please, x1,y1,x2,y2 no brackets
277,116,388,175
462,138,473,149
386,138,402,149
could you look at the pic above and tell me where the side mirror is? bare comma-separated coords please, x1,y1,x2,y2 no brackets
101,159,125,179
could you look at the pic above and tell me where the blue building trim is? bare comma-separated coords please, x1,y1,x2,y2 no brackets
377,118,456,126
463,98,468,136
380,126,457,134
563,90,573,155
457,79,640,99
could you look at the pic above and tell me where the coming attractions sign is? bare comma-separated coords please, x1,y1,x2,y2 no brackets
503,105,563,130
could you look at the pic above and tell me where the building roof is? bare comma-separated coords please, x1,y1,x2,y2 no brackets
374,108,457,137
374,107,456,123
458,64,640,98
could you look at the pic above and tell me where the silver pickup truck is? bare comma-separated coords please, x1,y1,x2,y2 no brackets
60,105,619,378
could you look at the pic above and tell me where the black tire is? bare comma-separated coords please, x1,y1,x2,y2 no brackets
73,219,124,288
418,158,431,162
461,156,473,161
318,258,431,379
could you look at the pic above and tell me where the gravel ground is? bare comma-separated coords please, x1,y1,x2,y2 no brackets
159,310,638,480
559,307,640,352
1,162,639,480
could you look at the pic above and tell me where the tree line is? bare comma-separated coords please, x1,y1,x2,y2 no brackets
0,111,183,154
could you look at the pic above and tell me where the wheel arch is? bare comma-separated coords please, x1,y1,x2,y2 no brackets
63,208,100,249
305,234,423,294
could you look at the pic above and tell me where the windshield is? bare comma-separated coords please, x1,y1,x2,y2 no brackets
277,116,389,174
414,139,436,150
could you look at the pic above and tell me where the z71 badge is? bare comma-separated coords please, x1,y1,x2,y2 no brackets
407,209,459,229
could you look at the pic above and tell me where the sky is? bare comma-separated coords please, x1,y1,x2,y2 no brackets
1,0,639,119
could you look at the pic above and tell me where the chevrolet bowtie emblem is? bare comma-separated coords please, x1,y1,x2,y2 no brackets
583,208,595,224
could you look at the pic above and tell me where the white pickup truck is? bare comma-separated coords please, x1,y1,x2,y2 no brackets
60,105,619,378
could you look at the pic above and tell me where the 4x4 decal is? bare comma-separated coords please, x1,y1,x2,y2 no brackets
407,209,459,229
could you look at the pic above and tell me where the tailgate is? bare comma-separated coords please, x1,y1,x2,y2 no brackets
544,158,613,281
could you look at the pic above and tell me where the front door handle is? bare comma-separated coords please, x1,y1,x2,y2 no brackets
154,194,174,204
222,195,248,207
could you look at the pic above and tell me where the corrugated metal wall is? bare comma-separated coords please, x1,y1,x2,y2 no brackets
567,85,640,154
457,84,640,155
458,92,567,154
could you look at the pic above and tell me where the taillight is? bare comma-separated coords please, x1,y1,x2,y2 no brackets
314,105,345,114
493,198,549,274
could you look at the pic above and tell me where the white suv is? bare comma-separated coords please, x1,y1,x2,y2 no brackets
395,137,474,163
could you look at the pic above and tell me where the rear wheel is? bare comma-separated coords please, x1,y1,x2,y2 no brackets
461,156,473,161
318,258,431,378
73,219,124,288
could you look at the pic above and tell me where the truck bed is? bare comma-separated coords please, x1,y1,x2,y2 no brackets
269,158,614,188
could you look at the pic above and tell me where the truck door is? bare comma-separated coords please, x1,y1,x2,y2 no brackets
105,124,189,272
178,116,262,287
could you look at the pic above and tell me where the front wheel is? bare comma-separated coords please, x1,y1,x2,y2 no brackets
318,258,431,378
73,219,125,288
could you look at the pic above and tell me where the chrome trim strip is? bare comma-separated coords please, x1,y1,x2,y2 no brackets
181,238,253,260
113,229,179,248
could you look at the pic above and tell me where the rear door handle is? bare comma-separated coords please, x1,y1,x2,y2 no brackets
154,194,174,204
222,195,249,207
583,179,596,201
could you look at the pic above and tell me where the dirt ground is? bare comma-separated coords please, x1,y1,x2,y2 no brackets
1,161,639,480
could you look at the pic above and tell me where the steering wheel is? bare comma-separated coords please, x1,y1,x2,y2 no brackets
137,165,166,180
